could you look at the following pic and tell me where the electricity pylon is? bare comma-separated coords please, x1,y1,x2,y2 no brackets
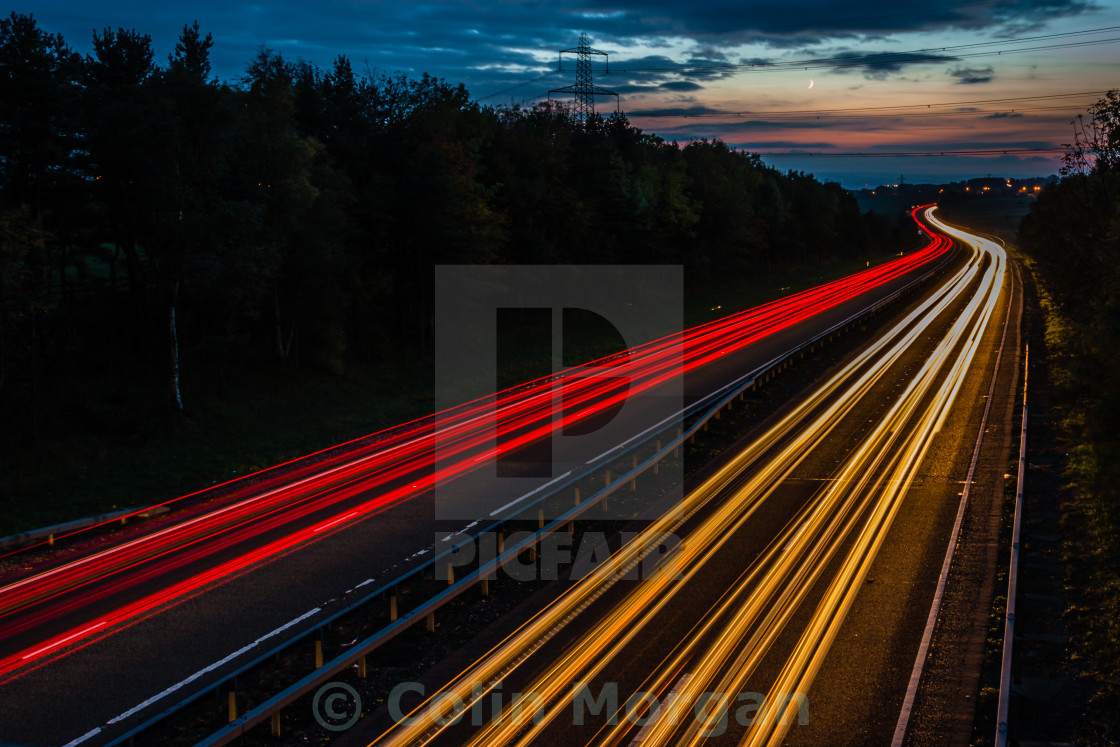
548,33,618,122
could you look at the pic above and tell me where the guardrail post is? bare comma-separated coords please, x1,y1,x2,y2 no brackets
497,532,504,554
574,486,581,505
315,639,323,668
447,562,455,585
390,594,398,621
48,533,54,546
538,508,544,529
481,578,489,596
270,711,281,737
605,468,611,485
358,655,367,679
426,613,435,632
228,691,237,722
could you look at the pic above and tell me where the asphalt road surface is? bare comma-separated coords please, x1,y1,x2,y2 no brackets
0,209,954,747
347,209,1017,747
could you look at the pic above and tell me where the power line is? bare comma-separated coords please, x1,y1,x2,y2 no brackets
480,27,1119,104
654,90,1109,116
609,24,1120,73
477,71,560,101
478,29,1116,112
473,1,1030,104
749,146,1065,157
632,106,1091,122
627,90,1110,120
571,0,1051,40
610,37,1120,76
603,25,1120,76
548,33,619,121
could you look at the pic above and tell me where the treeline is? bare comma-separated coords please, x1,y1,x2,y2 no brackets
0,12,908,441
1018,90,1120,735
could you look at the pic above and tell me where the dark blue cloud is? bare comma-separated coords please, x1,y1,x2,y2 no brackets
949,65,996,84
22,0,1100,97
657,80,704,91
610,81,705,94
827,50,961,79
865,138,1058,150
19,0,1085,184
626,105,724,116
727,140,839,149
572,0,1101,45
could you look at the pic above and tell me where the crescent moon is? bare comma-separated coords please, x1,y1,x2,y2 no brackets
808,79,814,89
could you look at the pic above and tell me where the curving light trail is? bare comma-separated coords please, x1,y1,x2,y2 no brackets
0,207,950,682
370,207,1004,747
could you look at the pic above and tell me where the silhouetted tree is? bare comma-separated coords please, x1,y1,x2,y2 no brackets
0,14,902,439
0,13,82,217
168,21,213,80
1062,89,1120,176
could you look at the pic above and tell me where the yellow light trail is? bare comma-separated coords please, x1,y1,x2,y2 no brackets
569,211,1005,747
734,215,1005,747
371,208,1006,747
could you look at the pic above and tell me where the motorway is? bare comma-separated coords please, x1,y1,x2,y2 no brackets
0,208,953,746
350,209,1014,746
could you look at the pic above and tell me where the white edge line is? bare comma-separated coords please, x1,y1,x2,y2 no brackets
63,219,950,747
890,221,1013,747
63,607,322,746
490,470,573,516
63,728,102,747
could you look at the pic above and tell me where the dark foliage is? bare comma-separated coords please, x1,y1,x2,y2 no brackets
0,13,903,442
1019,89,1120,739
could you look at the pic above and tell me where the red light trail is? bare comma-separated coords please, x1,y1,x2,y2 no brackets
0,206,949,682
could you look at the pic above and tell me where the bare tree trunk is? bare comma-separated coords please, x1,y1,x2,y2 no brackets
122,236,142,297
30,319,39,441
169,281,183,411
0,285,6,397
110,242,119,286
274,280,296,362
274,281,284,359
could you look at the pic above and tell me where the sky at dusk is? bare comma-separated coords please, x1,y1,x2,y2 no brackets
21,0,1120,187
